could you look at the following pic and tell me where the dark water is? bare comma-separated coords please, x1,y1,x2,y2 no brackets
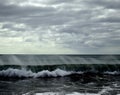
0,55,120,95
1,75,120,95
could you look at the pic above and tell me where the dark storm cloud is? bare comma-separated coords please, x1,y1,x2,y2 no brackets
0,0,120,54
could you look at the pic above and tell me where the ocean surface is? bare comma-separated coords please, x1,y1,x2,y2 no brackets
0,55,120,95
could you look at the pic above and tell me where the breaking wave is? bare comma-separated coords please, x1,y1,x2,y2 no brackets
0,68,74,78
0,68,120,78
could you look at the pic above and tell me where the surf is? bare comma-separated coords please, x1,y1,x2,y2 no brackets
0,55,120,78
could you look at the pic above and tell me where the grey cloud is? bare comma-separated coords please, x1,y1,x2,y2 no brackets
0,0,103,27
0,0,120,54
0,0,95,26
2,23,26,32
98,17,120,23
47,0,74,4
0,3,56,17
85,0,120,9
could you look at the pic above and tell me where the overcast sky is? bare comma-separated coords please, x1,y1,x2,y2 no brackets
0,0,120,54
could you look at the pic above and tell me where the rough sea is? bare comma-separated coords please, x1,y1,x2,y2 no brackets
0,55,120,95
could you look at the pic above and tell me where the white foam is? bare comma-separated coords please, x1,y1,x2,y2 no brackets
98,87,112,94
35,92,60,95
104,71,119,75
0,68,34,77
0,68,119,78
35,68,71,78
0,68,72,78
23,87,113,95
66,92,99,95
34,92,100,95
34,89,114,95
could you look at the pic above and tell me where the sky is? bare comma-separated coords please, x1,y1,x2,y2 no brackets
0,0,120,54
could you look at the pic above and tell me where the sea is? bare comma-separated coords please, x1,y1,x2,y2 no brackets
0,55,120,95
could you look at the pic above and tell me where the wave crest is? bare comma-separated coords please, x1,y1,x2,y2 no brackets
0,68,72,78
0,68,120,78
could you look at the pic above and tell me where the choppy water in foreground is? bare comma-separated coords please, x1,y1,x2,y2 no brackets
1,74,120,95
0,55,120,95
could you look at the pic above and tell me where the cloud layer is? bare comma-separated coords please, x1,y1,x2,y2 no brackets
0,0,120,54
